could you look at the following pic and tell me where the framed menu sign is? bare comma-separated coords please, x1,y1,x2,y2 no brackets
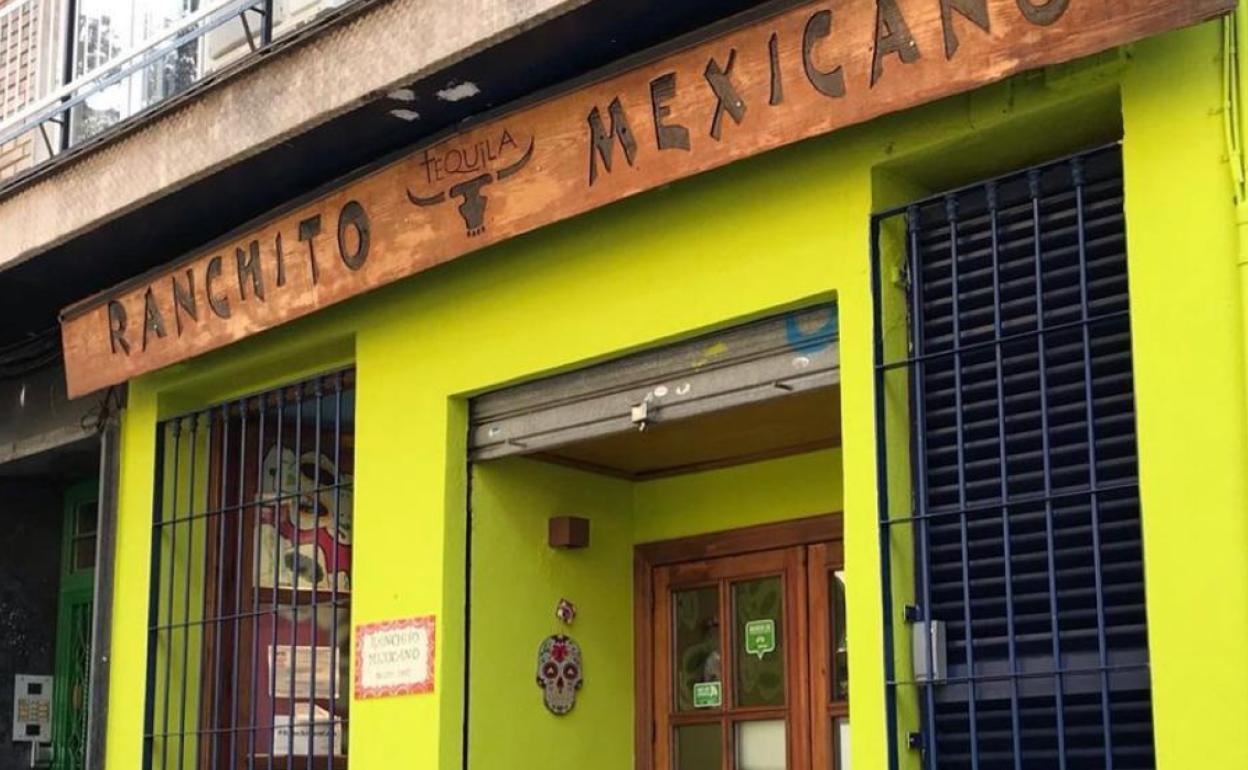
354,616,436,699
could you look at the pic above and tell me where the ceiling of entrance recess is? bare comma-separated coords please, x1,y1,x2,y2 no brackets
534,385,842,480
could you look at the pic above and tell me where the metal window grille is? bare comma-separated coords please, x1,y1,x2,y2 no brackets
144,369,355,770
872,146,1153,770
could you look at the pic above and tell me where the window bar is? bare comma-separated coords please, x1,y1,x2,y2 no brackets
59,0,78,153
1029,168,1069,770
307,380,323,770
287,389,304,764
986,182,1023,770
881,663,1151,691
261,0,274,44
143,424,169,770
211,406,231,770
327,371,344,769
230,399,251,770
176,413,202,770
881,479,1140,529
144,480,347,528
870,213,901,770
906,204,940,770
248,396,267,770
1071,157,1116,770
160,417,183,770
874,311,1132,375
945,195,980,770
267,391,284,770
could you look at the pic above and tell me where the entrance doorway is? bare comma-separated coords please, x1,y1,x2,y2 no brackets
465,305,845,770
0,435,101,770
637,518,848,770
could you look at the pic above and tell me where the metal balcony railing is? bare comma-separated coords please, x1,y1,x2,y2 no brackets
0,0,356,186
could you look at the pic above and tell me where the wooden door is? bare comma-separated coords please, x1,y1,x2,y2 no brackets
649,540,847,770
52,480,98,770
807,543,848,770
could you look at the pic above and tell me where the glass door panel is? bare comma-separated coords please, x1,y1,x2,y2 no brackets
829,570,847,702
675,587,722,713
736,719,787,770
832,718,850,770
808,542,847,770
733,577,785,708
676,723,724,770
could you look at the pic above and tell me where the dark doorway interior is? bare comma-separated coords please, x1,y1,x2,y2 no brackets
0,439,99,770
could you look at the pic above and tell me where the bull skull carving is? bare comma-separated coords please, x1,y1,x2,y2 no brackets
407,137,535,237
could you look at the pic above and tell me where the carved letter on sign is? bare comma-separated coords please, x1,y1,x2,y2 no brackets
651,73,691,151
872,0,921,87
337,201,371,269
171,269,198,336
107,301,129,356
941,0,992,59
1018,0,1072,27
587,98,638,186
803,10,846,99
59,0,1235,397
705,50,747,141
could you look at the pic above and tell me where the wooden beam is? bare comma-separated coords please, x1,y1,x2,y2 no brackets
59,0,1234,397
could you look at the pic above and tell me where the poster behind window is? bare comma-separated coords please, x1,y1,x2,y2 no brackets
252,423,353,758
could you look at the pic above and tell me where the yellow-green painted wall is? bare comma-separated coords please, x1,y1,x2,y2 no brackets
1121,23,1248,768
105,18,1248,770
469,458,636,770
633,448,843,544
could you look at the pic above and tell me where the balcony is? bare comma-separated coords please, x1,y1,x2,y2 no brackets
0,0,368,186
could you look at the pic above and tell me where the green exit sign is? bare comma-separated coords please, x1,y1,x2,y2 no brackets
744,619,776,659
692,681,722,709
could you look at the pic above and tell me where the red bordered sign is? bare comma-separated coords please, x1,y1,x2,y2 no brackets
354,615,436,699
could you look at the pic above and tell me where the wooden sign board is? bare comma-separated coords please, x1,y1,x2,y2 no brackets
60,0,1233,396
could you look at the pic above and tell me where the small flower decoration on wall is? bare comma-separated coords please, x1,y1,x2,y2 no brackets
555,598,577,625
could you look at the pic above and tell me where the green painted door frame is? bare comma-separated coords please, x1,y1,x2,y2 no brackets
52,479,98,770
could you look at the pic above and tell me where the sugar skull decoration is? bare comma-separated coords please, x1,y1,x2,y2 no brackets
536,635,583,715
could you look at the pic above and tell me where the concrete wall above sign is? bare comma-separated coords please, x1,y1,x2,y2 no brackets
59,0,1234,397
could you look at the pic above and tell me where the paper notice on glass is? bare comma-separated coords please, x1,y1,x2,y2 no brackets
272,704,342,757
270,645,337,699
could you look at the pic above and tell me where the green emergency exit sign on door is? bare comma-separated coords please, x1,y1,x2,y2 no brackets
745,619,776,659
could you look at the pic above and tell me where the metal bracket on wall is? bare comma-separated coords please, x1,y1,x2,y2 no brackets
912,620,948,684
630,400,651,431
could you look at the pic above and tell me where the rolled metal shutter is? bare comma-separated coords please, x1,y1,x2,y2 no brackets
469,303,839,461
875,145,1153,770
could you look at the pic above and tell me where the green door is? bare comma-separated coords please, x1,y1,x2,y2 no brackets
52,480,97,770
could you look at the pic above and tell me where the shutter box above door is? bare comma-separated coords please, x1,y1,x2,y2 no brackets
468,304,840,465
